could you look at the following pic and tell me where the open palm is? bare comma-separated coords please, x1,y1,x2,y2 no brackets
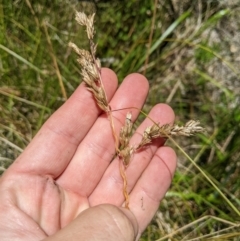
0,68,176,240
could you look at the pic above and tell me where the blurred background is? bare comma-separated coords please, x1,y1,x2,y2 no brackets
0,0,240,240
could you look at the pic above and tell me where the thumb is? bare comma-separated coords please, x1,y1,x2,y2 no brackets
43,204,138,241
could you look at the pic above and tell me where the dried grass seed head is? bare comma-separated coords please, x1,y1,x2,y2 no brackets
136,123,162,149
68,42,92,60
119,146,134,167
69,42,100,86
170,120,205,136
93,87,109,112
69,14,109,113
136,120,204,150
119,112,133,149
75,11,95,40
77,58,99,81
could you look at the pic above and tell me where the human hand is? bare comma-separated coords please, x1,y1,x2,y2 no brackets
0,68,176,241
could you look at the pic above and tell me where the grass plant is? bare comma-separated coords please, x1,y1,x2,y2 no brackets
0,0,240,240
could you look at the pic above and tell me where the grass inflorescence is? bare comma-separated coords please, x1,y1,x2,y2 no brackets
69,10,204,209
1,0,240,240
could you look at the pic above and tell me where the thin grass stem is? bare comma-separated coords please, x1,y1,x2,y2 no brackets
43,22,67,101
168,136,240,217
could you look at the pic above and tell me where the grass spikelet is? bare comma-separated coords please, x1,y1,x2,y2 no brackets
136,120,204,150
119,112,133,150
75,12,95,40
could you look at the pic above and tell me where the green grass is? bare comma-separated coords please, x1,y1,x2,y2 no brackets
1,0,240,240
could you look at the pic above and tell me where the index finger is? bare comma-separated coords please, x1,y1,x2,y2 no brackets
8,68,118,178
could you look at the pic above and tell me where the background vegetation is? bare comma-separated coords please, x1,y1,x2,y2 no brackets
0,0,240,240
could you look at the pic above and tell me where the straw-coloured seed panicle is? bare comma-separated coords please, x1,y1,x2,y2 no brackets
119,146,134,167
70,10,205,209
78,58,99,81
170,120,205,136
88,86,109,112
118,113,134,167
136,124,161,149
119,112,133,149
136,120,204,149
68,42,109,112
70,11,110,113
69,42,98,81
68,42,92,60
75,11,95,40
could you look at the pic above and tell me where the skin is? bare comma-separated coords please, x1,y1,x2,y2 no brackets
0,68,177,241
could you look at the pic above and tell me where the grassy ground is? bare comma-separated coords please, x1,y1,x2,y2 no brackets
1,0,240,240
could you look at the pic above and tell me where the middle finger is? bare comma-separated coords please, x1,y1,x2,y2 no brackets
56,73,149,196
89,103,175,205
